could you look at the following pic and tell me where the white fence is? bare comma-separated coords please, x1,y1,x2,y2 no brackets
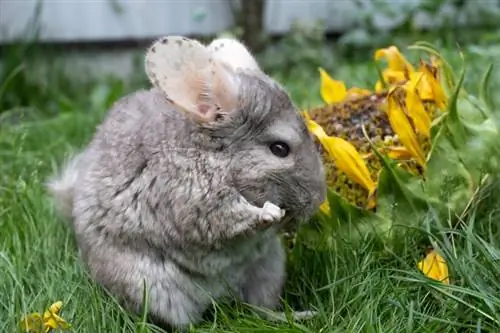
1,0,495,80
1,0,493,44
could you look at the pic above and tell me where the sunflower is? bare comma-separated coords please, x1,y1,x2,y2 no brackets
305,45,449,213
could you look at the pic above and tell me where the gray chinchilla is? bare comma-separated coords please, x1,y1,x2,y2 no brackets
47,35,326,329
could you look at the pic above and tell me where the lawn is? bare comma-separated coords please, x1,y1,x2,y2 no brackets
2,39,500,333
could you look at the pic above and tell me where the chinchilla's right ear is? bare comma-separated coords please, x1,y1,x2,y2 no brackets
207,38,261,73
145,36,241,123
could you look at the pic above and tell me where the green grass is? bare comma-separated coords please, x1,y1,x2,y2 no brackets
2,39,500,333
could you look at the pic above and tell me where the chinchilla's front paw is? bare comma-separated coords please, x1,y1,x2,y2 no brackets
259,201,286,225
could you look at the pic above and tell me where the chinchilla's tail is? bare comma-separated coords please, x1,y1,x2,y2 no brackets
46,152,85,222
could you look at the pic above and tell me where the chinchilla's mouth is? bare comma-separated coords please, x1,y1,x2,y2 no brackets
280,213,307,233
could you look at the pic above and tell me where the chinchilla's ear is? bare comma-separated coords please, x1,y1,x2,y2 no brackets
207,38,261,73
145,36,240,123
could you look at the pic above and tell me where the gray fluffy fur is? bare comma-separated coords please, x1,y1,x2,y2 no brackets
47,36,326,330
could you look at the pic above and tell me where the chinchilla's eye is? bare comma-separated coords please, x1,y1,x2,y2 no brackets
269,142,290,158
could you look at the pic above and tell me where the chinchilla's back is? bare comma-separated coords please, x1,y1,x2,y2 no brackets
47,87,194,226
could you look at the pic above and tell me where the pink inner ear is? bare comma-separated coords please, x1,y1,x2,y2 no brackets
198,103,211,115
195,102,219,122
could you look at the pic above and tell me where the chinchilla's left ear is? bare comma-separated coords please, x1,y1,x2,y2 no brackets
145,36,241,123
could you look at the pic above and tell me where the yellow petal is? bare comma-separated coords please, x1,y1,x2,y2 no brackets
318,67,347,104
405,75,431,137
382,68,407,86
417,249,449,284
47,302,62,315
367,187,377,209
375,69,407,92
44,313,70,330
305,118,376,193
374,46,415,74
319,199,331,215
409,71,432,100
386,90,426,167
43,301,70,332
346,87,372,98
20,313,44,333
421,64,447,110
381,146,415,160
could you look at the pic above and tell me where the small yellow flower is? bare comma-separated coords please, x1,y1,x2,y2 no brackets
417,249,450,284
20,301,71,333
304,113,376,195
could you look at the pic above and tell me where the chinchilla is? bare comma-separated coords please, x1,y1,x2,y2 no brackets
47,35,326,329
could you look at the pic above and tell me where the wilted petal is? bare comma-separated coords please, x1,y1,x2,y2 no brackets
319,199,331,215
305,118,376,193
417,249,450,284
367,188,377,209
386,91,426,167
346,87,372,98
382,146,415,160
421,64,447,110
374,46,415,74
409,71,432,100
44,313,70,331
43,301,70,332
375,69,407,92
20,313,44,333
46,302,62,315
382,68,407,85
375,80,384,92
318,67,347,104
405,76,431,137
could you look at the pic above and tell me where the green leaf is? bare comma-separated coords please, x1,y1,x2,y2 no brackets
325,188,370,224
425,127,474,216
445,65,468,150
374,163,431,247
375,159,429,219
459,95,488,122
459,117,500,176
302,188,387,249
358,125,432,245
479,63,494,114
361,125,430,216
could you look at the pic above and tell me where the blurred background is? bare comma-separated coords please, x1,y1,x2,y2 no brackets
1,0,500,121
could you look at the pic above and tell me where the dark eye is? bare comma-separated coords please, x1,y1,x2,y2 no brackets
269,142,290,158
